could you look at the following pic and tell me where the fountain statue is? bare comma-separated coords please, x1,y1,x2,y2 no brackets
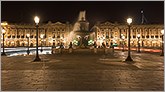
68,10,95,48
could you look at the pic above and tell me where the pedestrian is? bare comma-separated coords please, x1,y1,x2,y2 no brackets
69,42,73,53
102,42,106,48
69,42,72,48
93,41,97,48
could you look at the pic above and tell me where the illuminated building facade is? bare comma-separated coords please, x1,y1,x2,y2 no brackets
1,21,73,47
1,11,164,48
93,22,163,48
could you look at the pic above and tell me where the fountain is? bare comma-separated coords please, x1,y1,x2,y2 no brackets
68,11,95,48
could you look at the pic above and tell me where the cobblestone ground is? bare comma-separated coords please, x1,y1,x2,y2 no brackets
1,49,164,91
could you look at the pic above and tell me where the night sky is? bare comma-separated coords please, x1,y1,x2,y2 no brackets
1,1,164,28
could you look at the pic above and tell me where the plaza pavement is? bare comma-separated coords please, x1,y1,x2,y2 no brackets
1,49,164,91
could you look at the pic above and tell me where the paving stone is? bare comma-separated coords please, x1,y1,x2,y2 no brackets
1,51,164,91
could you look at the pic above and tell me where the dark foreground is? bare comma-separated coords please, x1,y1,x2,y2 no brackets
1,49,164,91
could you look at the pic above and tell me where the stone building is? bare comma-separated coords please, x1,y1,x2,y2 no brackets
93,22,163,48
1,11,164,48
1,21,73,47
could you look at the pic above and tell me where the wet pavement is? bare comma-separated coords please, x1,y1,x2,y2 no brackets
1,49,164,91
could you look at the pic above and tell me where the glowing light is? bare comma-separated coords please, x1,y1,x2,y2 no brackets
60,37,63,39
40,34,44,38
76,35,81,38
26,34,30,37
122,36,125,39
88,40,94,45
49,40,53,43
100,39,103,45
161,29,164,34
1,22,8,26
127,18,132,25
11,41,14,44
72,40,78,45
63,39,66,43
2,29,6,34
34,16,40,25
137,34,140,38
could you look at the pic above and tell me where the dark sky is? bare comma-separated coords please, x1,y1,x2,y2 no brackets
1,1,164,27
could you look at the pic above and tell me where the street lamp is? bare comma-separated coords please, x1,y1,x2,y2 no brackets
125,18,133,62
122,35,125,52
137,34,141,53
33,16,41,61
40,34,44,52
160,29,164,56
1,29,7,56
120,34,123,46
27,34,30,55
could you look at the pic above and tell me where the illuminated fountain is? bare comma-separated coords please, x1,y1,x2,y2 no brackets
68,11,95,48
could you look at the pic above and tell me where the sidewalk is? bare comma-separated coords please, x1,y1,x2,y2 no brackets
1,50,164,91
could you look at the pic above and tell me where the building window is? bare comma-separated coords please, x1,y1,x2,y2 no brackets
155,35,158,38
146,35,149,38
17,35,20,38
146,29,149,36
53,34,55,38
155,29,158,35
111,33,113,38
21,35,24,38
8,35,11,38
30,35,33,38
141,29,144,36
57,35,60,38
106,33,109,39
62,34,64,38
150,29,153,35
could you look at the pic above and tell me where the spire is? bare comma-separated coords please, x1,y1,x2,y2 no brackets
141,9,148,24
141,10,144,24
78,10,86,21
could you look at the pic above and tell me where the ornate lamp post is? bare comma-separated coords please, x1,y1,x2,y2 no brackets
40,34,44,52
125,18,133,62
1,29,7,56
27,34,30,55
160,29,164,56
122,35,125,52
120,34,123,48
33,16,41,61
137,34,141,53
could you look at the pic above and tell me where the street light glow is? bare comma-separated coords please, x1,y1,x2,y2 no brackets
33,16,41,61
161,29,164,34
2,29,6,34
122,36,125,39
127,18,132,25
34,16,40,25
1,22,8,26
40,34,44,38
27,34,30,37
137,34,140,37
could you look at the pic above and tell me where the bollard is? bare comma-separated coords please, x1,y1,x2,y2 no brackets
112,47,114,53
59,48,62,54
69,48,72,53
94,48,97,54
51,49,53,54
105,48,108,54
52,47,55,54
